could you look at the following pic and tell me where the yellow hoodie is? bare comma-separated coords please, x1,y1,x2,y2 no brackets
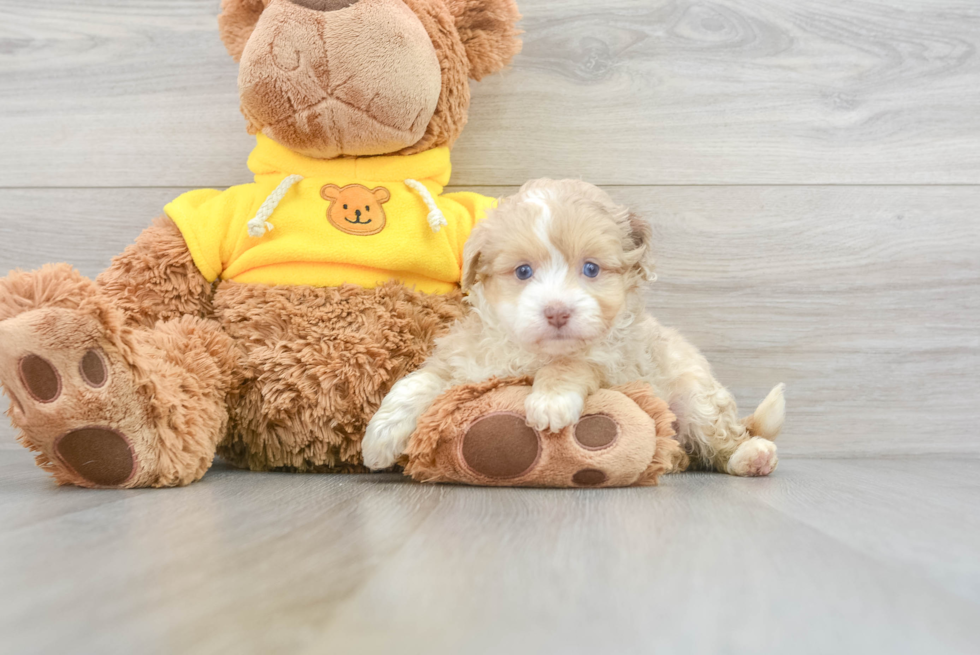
164,134,495,295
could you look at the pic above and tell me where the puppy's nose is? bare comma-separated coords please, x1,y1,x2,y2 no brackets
287,0,360,11
544,305,572,329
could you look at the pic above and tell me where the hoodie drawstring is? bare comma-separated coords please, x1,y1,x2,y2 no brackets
247,175,448,238
247,174,304,238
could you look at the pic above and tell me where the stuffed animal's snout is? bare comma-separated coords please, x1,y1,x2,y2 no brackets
287,0,360,11
238,0,441,158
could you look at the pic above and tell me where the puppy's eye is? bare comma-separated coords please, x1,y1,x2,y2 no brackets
582,262,601,278
515,265,534,281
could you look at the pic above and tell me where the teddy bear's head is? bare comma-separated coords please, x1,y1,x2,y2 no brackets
218,0,521,159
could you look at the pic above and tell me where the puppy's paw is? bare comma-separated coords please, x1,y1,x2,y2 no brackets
362,411,416,470
525,390,584,433
727,437,778,477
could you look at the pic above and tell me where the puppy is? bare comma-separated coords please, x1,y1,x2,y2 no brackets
362,179,785,475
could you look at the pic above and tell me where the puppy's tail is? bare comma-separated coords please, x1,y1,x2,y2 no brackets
742,383,786,441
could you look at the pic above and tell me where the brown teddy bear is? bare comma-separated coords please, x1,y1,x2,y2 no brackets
0,0,684,488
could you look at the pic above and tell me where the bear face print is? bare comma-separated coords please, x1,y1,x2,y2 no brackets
320,184,391,236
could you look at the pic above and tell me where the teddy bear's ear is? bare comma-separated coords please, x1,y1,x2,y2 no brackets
447,0,523,81
217,0,271,62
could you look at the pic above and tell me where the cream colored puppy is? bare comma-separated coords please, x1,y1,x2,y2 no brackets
362,179,785,475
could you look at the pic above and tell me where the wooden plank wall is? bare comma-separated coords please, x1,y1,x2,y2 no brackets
1,0,978,455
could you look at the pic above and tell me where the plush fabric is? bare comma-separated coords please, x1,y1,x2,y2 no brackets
212,278,466,471
404,377,688,487
237,0,444,158
0,0,528,488
165,135,495,293
0,226,465,484
218,0,522,157
447,0,523,81
0,264,238,488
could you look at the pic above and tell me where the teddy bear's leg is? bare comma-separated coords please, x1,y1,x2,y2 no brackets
0,217,237,487
403,379,681,488
210,282,466,472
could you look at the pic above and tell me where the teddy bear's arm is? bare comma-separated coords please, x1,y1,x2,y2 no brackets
96,215,216,327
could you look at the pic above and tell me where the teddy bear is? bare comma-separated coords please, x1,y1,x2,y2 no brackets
0,0,685,489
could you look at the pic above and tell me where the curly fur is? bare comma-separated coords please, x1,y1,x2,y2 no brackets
96,216,215,328
214,280,465,471
364,180,786,475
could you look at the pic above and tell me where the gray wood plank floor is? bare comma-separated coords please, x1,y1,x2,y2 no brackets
1,449,978,655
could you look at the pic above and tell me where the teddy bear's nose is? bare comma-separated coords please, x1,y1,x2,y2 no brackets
287,0,359,11
355,209,362,218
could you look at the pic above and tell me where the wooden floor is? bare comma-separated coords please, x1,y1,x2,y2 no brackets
1,0,979,652
1,447,978,655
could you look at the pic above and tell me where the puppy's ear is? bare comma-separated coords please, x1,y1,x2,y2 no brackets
218,0,270,62
447,0,523,81
461,224,488,292
626,212,656,282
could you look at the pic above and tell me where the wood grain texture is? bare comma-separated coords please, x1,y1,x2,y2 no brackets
0,450,978,655
2,0,979,187
1,185,977,455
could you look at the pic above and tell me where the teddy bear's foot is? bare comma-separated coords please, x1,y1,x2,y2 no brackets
0,303,237,488
404,378,685,488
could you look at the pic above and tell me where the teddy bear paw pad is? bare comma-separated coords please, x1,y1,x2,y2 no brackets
0,309,155,487
406,384,674,487
573,414,619,450
18,354,62,403
572,468,608,486
461,412,541,479
55,428,135,487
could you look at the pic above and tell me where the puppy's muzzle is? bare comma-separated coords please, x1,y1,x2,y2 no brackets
544,304,572,329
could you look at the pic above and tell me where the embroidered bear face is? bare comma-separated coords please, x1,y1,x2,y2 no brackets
321,184,391,236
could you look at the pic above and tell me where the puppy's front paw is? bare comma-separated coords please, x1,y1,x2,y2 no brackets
362,413,416,470
525,390,584,433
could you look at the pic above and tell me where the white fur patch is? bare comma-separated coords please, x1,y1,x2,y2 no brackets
503,194,605,351
525,389,585,432
749,383,786,440
727,437,779,477
362,369,449,469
